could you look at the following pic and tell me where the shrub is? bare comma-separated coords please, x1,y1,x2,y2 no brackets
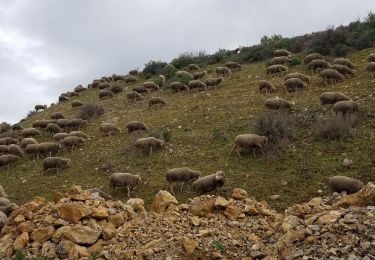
212,241,225,251
99,161,116,174
0,122,11,134
145,73,152,79
143,60,168,75
314,114,355,140
289,57,302,66
163,64,177,79
13,249,25,260
334,43,350,57
110,83,123,94
211,127,229,143
150,127,172,142
77,103,105,120
171,51,208,69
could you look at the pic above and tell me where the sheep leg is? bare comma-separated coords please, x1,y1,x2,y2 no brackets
236,147,241,158
253,148,256,158
180,182,184,192
170,183,175,195
230,144,237,154
149,146,153,156
127,186,130,197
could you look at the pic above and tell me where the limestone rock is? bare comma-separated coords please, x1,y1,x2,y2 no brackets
13,232,29,249
335,182,375,208
224,205,243,220
214,196,229,208
91,206,109,219
182,237,198,255
231,188,248,200
108,213,125,227
102,223,117,240
31,226,55,243
56,203,92,223
190,196,215,217
63,225,101,245
150,190,178,214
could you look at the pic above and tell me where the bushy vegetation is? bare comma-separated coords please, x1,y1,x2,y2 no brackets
0,122,11,134
314,114,356,140
77,103,105,120
142,60,167,76
110,83,123,94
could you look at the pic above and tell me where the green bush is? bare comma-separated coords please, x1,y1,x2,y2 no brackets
314,114,355,140
78,103,105,120
289,57,302,66
151,127,172,142
334,43,350,57
143,60,167,75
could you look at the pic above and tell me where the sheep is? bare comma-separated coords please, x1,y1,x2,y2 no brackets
265,97,293,110
188,64,201,72
112,74,125,81
231,134,268,158
216,67,232,76
0,211,7,229
330,64,356,78
366,62,375,78
333,58,355,69
21,128,41,138
134,137,164,156
0,185,7,198
127,91,144,101
68,91,80,97
225,61,242,70
132,86,151,94
169,82,189,93
266,65,288,75
319,69,344,86
0,137,18,145
56,119,71,129
12,124,23,131
176,71,194,80
91,81,100,88
32,119,56,129
303,53,324,64
53,133,70,142
0,203,18,216
284,73,310,83
99,82,111,89
333,100,359,116
0,197,10,207
328,176,364,194
126,121,148,133
71,100,83,108
35,105,47,111
159,75,166,85
367,54,375,63
149,97,166,108
24,144,38,158
58,94,70,102
320,92,350,105
308,59,330,72
192,171,225,195
284,78,307,93
67,118,87,130
74,85,86,93
0,154,20,167
188,80,207,91
124,75,138,83
99,123,120,136
61,136,85,150
99,90,114,99
46,123,62,134
274,49,292,57
8,144,24,157
143,82,160,92
51,112,65,120
0,145,9,155
204,77,224,90
128,70,139,76
37,142,61,158
109,172,141,197
271,56,291,65
69,131,89,140
166,167,201,195
193,71,206,80
43,157,71,174
258,80,276,93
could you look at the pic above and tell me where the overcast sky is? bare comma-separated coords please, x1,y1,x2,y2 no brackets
0,0,373,123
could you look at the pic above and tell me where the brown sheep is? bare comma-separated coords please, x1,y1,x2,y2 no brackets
265,97,293,110
319,69,344,86
258,80,276,93
32,119,56,129
0,137,18,146
328,176,364,194
112,74,125,81
274,49,292,57
166,167,201,195
50,112,65,120
128,70,139,76
46,123,62,134
192,171,225,195
308,59,330,72
149,97,166,108
303,53,324,64
68,118,87,130
176,71,194,80
74,85,86,93
143,82,160,92
68,91,80,97
0,145,9,155
0,154,20,168
169,82,189,93
69,131,89,140
8,144,24,157
127,91,144,101
366,62,375,78
188,80,207,91
98,82,110,89
99,90,114,99
330,64,356,78
35,105,47,111
333,100,359,116
99,123,120,136
132,86,150,94
56,119,71,129
0,185,7,198
109,172,141,197
58,94,69,102
216,67,232,76
124,75,138,83
37,142,61,158
332,58,355,69
225,61,242,69
367,54,375,63
134,137,164,156
266,65,288,75
126,121,148,133
71,100,83,108
320,92,350,105
53,133,70,142
61,136,85,150
193,71,206,80
284,73,310,83
43,157,71,174
188,64,200,72
231,134,268,158
204,77,224,90
284,78,307,93
21,128,41,138
24,144,38,158
91,81,100,88
271,56,291,65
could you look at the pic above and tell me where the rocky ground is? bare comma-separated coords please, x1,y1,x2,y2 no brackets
0,183,374,259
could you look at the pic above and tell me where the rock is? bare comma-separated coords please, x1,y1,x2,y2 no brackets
88,239,103,254
51,226,71,243
231,188,248,200
182,237,198,255
244,204,260,216
127,198,144,210
56,203,92,223
214,196,229,208
14,215,26,222
335,182,375,208
190,216,200,226
224,205,242,220
190,196,215,217
343,158,353,167
91,206,109,219
269,195,280,200
0,234,13,258
31,226,55,243
150,190,178,214
56,239,75,259
102,223,117,240
17,222,33,233
318,210,342,224
13,232,29,249
108,214,125,227
63,225,101,245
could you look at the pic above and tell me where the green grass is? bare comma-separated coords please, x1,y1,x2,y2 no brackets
2,48,375,211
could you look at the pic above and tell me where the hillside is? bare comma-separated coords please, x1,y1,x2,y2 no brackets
1,47,375,212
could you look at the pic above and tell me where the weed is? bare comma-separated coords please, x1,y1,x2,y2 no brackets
13,249,26,260
313,113,356,140
77,103,105,120
151,127,172,142
110,83,123,94
212,240,225,251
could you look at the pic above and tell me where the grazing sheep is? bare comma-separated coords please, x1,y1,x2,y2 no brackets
99,123,120,136
128,70,139,76
112,74,125,81
166,167,201,195
204,77,224,90
143,82,160,92
69,131,89,140
169,82,189,93
91,81,100,88
366,62,375,78
274,49,292,57
71,100,83,108
159,75,166,85
284,73,310,83
32,119,55,129
53,133,70,142
271,56,291,65
265,97,293,110
127,91,144,101
68,118,87,130
109,172,141,197
0,185,7,198
24,144,38,158
8,144,24,157
21,128,41,138
134,137,164,156
74,85,86,93
0,197,10,206
216,67,232,76
58,94,70,102
258,80,276,93
231,134,268,158
149,97,166,108
46,123,62,134
37,142,61,157
51,112,65,120
266,65,288,75
308,59,330,72
56,119,71,129
303,53,324,64
367,54,375,63
0,137,18,145
284,78,307,93
61,136,85,150
176,71,194,80
225,61,242,69
99,90,114,99
99,82,111,89
0,154,20,167
68,91,79,97
126,121,148,133
333,58,355,69
319,69,344,85
320,92,350,105
43,157,71,174
0,211,7,229
132,86,150,94
0,145,9,155
330,64,356,78
188,64,201,72
35,105,47,111
328,176,364,194
188,80,207,91
193,71,206,80
333,100,359,116
0,203,18,216
124,75,138,83
192,171,225,195
12,124,23,131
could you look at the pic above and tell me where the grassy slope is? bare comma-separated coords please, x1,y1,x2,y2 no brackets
1,48,375,211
